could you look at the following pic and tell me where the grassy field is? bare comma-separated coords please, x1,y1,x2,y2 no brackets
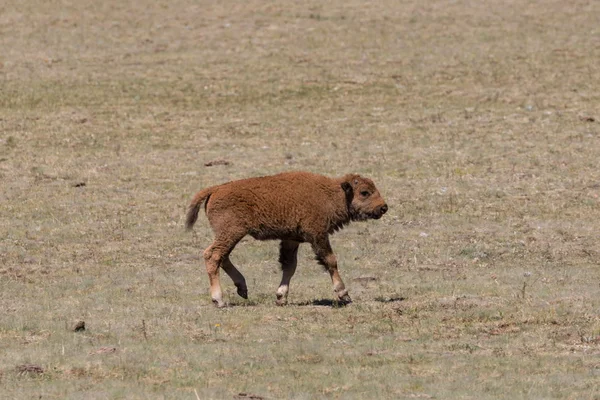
1,0,600,398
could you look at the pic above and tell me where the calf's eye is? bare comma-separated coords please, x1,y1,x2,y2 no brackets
360,191,370,197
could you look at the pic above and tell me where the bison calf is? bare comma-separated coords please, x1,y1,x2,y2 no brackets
186,171,387,307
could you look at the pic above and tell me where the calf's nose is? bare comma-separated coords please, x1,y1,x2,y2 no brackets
380,204,388,215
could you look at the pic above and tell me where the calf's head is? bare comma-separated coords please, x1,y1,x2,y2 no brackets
341,174,388,221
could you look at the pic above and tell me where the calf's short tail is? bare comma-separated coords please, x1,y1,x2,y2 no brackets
185,187,213,230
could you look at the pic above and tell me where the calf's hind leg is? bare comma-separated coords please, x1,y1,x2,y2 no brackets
221,256,248,299
203,233,244,308
276,240,300,306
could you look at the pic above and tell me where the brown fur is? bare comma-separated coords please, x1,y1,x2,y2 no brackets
186,171,388,307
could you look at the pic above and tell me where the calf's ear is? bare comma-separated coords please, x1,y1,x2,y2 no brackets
341,181,353,195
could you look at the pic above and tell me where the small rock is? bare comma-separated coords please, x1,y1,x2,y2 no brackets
234,393,265,400
72,320,85,332
374,296,405,303
204,159,230,167
16,364,44,375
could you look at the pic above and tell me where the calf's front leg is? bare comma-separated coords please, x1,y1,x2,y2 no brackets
276,240,300,306
311,236,351,304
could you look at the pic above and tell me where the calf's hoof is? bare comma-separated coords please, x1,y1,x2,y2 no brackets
336,290,352,305
236,286,248,299
212,299,227,308
275,293,288,306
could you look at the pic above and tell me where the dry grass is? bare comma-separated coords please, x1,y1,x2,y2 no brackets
1,0,600,398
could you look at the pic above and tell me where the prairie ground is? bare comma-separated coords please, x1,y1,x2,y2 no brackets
1,0,600,398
